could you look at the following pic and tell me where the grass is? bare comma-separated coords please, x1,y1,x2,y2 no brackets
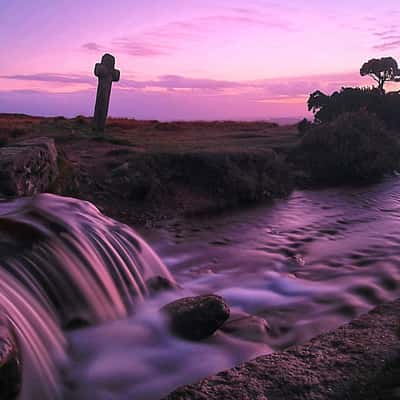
4,112,399,222
0,114,299,221
0,114,299,154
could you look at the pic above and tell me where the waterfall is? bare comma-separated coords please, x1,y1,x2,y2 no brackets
0,194,174,399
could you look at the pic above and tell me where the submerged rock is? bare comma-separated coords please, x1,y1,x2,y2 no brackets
146,276,180,296
162,295,230,341
0,137,58,197
221,311,270,343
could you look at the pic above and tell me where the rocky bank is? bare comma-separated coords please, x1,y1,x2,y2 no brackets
164,298,400,399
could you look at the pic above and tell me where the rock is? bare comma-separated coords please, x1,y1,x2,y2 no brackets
164,298,400,400
0,357,20,400
220,311,270,343
162,295,230,341
146,276,180,296
0,137,58,197
0,315,21,399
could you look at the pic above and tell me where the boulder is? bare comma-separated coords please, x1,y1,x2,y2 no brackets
162,295,230,341
0,137,58,197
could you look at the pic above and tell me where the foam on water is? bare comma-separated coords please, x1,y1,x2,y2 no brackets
64,293,269,400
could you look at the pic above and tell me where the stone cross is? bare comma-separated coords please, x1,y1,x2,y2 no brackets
93,53,120,132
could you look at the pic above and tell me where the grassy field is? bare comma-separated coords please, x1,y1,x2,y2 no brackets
0,114,300,225
0,114,299,153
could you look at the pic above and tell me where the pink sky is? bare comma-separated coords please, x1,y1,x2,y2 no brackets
1,0,399,120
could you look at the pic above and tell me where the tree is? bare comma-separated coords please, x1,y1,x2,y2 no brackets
360,57,400,91
307,90,330,114
306,87,400,129
299,111,400,183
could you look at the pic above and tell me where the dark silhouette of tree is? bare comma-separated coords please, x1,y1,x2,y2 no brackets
297,118,312,134
360,57,399,91
307,87,400,129
307,90,330,114
299,111,400,183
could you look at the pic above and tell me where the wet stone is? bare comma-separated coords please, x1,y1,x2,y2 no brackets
221,311,270,343
0,315,20,399
162,295,230,341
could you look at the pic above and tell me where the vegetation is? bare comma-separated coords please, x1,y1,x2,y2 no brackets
360,57,400,91
113,150,292,211
297,118,312,134
307,87,400,129
0,114,298,221
3,56,400,222
298,111,400,183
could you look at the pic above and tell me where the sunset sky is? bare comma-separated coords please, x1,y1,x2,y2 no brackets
1,0,399,120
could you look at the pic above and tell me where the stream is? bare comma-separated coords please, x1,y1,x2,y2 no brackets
1,178,400,399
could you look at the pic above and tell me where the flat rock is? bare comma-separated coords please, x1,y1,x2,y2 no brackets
0,137,58,197
162,295,230,341
164,298,400,399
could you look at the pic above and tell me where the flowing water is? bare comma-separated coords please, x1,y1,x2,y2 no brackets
1,177,400,399
146,178,400,350
0,194,174,399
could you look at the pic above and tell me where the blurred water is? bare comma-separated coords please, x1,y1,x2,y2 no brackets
0,194,173,399
144,177,400,349
2,177,400,399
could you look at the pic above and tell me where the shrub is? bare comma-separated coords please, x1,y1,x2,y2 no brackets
10,128,27,138
307,87,400,130
297,118,312,134
299,111,400,183
74,115,88,125
121,150,292,207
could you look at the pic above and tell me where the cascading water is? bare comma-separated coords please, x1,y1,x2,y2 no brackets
0,194,175,399
0,270,65,400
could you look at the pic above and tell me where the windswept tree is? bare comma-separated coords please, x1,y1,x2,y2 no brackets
360,57,399,91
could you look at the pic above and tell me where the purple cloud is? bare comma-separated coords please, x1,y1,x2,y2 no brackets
0,88,308,121
372,25,400,51
0,70,367,121
373,29,398,37
112,39,174,57
148,75,244,90
81,6,293,58
82,42,104,52
1,71,364,98
196,14,291,30
1,73,95,85
1,73,241,90
373,39,400,51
